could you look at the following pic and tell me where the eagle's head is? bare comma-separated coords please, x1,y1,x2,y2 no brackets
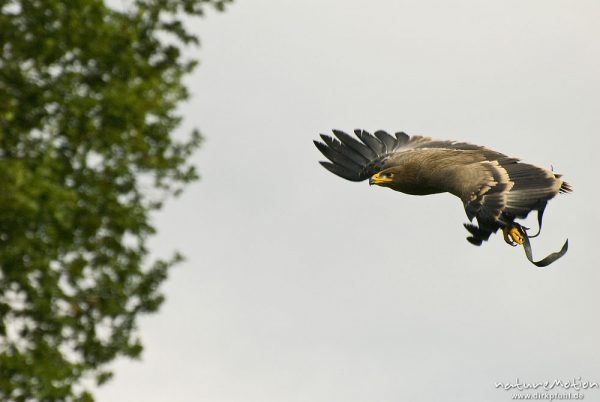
369,169,397,187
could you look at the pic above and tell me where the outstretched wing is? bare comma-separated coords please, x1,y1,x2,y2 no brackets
313,129,506,182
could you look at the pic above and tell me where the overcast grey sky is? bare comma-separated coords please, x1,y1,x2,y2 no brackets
97,1,600,401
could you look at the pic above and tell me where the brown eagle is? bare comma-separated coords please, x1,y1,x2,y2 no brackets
314,129,572,267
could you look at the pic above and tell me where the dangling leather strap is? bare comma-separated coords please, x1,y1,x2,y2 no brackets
515,210,569,267
526,203,546,239
521,233,568,267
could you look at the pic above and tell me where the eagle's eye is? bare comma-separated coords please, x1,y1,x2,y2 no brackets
382,172,393,178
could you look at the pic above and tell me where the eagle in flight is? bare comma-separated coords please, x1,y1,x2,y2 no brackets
314,129,572,267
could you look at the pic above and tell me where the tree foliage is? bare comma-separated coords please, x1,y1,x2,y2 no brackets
0,0,230,400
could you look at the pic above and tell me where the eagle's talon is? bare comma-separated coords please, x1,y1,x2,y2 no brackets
503,226,525,246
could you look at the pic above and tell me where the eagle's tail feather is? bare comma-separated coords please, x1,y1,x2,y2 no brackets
559,180,572,194
500,160,566,219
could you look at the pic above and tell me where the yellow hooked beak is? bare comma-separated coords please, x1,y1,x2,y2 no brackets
369,172,394,186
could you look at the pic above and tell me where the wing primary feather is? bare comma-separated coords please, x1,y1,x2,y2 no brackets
332,129,376,160
313,140,362,171
395,132,409,145
374,130,397,152
356,130,385,154
318,161,361,181
319,134,366,166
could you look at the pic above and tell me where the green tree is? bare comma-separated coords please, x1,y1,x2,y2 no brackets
0,1,230,400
